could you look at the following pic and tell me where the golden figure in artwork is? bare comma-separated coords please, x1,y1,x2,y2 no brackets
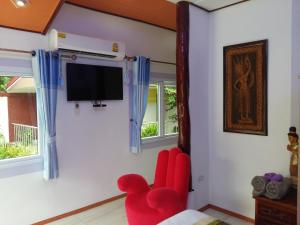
233,55,255,123
287,127,298,189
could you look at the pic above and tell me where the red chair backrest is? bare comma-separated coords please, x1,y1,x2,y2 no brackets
153,148,191,207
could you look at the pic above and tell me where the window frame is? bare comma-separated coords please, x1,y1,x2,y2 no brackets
0,73,43,177
142,79,178,145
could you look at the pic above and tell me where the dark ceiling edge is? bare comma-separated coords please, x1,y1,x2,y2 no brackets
189,2,210,13
65,1,177,32
42,0,65,34
210,0,250,12
188,0,250,13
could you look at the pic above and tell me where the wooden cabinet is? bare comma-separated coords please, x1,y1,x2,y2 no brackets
254,189,297,225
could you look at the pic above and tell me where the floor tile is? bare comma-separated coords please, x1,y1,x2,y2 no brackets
224,217,253,225
203,208,230,221
77,198,125,222
47,198,253,225
83,204,127,225
47,215,83,225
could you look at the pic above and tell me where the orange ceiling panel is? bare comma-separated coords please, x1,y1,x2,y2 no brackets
0,0,176,33
66,0,177,31
0,0,63,33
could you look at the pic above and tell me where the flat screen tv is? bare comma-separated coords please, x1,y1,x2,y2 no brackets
66,63,123,101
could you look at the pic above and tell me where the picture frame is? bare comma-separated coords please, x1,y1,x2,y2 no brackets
223,40,268,135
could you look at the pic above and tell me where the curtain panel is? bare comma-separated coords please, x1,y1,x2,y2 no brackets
32,50,62,180
129,56,150,154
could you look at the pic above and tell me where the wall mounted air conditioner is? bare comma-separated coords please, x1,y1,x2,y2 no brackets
48,29,126,61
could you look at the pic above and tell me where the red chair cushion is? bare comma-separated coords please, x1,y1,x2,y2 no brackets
125,192,166,225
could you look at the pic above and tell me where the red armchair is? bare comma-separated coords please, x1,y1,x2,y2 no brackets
118,148,191,225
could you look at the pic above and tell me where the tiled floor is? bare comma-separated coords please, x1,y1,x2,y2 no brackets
204,209,253,225
47,198,253,225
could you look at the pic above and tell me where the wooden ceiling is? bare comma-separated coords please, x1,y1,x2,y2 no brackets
66,0,177,31
0,0,176,34
0,0,64,33
0,0,249,34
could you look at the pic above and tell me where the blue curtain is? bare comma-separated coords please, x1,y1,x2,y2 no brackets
32,50,62,180
130,57,150,154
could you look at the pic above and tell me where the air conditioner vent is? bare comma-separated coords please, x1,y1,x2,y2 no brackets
59,48,117,59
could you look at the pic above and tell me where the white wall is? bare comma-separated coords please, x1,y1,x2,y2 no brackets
291,0,300,221
190,0,293,218
0,4,176,225
0,27,46,51
0,28,45,77
188,5,210,210
190,0,292,218
2,1,296,223
291,0,300,128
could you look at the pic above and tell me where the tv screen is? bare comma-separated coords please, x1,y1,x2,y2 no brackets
66,63,123,101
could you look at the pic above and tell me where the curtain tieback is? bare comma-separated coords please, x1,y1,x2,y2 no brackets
130,119,138,125
47,136,56,144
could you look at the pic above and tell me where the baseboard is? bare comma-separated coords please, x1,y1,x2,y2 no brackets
198,204,211,212
31,193,127,225
198,204,255,224
32,193,255,225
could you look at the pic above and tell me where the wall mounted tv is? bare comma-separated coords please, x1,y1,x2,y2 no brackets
66,63,123,101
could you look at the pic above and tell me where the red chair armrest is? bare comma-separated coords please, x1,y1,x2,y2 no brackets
118,174,150,194
147,187,183,213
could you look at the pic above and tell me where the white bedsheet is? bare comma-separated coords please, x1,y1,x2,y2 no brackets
158,210,210,225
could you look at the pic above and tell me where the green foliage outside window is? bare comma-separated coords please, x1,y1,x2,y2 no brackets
164,86,177,123
0,144,37,160
141,123,158,138
0,77,10,92
164,86,178,134
164,87,176,111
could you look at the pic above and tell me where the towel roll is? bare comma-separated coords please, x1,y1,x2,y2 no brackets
251,176,268,197
264,172,283,182
265,178,292,200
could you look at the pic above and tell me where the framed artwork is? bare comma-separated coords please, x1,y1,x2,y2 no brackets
223,40,268,135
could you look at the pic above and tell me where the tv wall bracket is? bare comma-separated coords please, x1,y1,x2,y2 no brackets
93,100,107,108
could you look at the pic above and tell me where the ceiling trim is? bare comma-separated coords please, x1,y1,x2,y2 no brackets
42,0,65,34
210,0,250,12
189,0,250,13
65,1,176,32
189,3,210,13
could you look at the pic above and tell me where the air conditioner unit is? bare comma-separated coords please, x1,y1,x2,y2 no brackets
48,29,126,61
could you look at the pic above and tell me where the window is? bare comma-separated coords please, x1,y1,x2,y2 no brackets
142,81,178,140
164,84,178,135
0,75,38,161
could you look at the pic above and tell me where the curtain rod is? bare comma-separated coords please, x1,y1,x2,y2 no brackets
0,48,36,56
0,48,176,66
125,55,176,66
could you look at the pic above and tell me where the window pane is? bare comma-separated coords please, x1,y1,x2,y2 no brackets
164,84,178,135
0,76,38,160
141,84,159,139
